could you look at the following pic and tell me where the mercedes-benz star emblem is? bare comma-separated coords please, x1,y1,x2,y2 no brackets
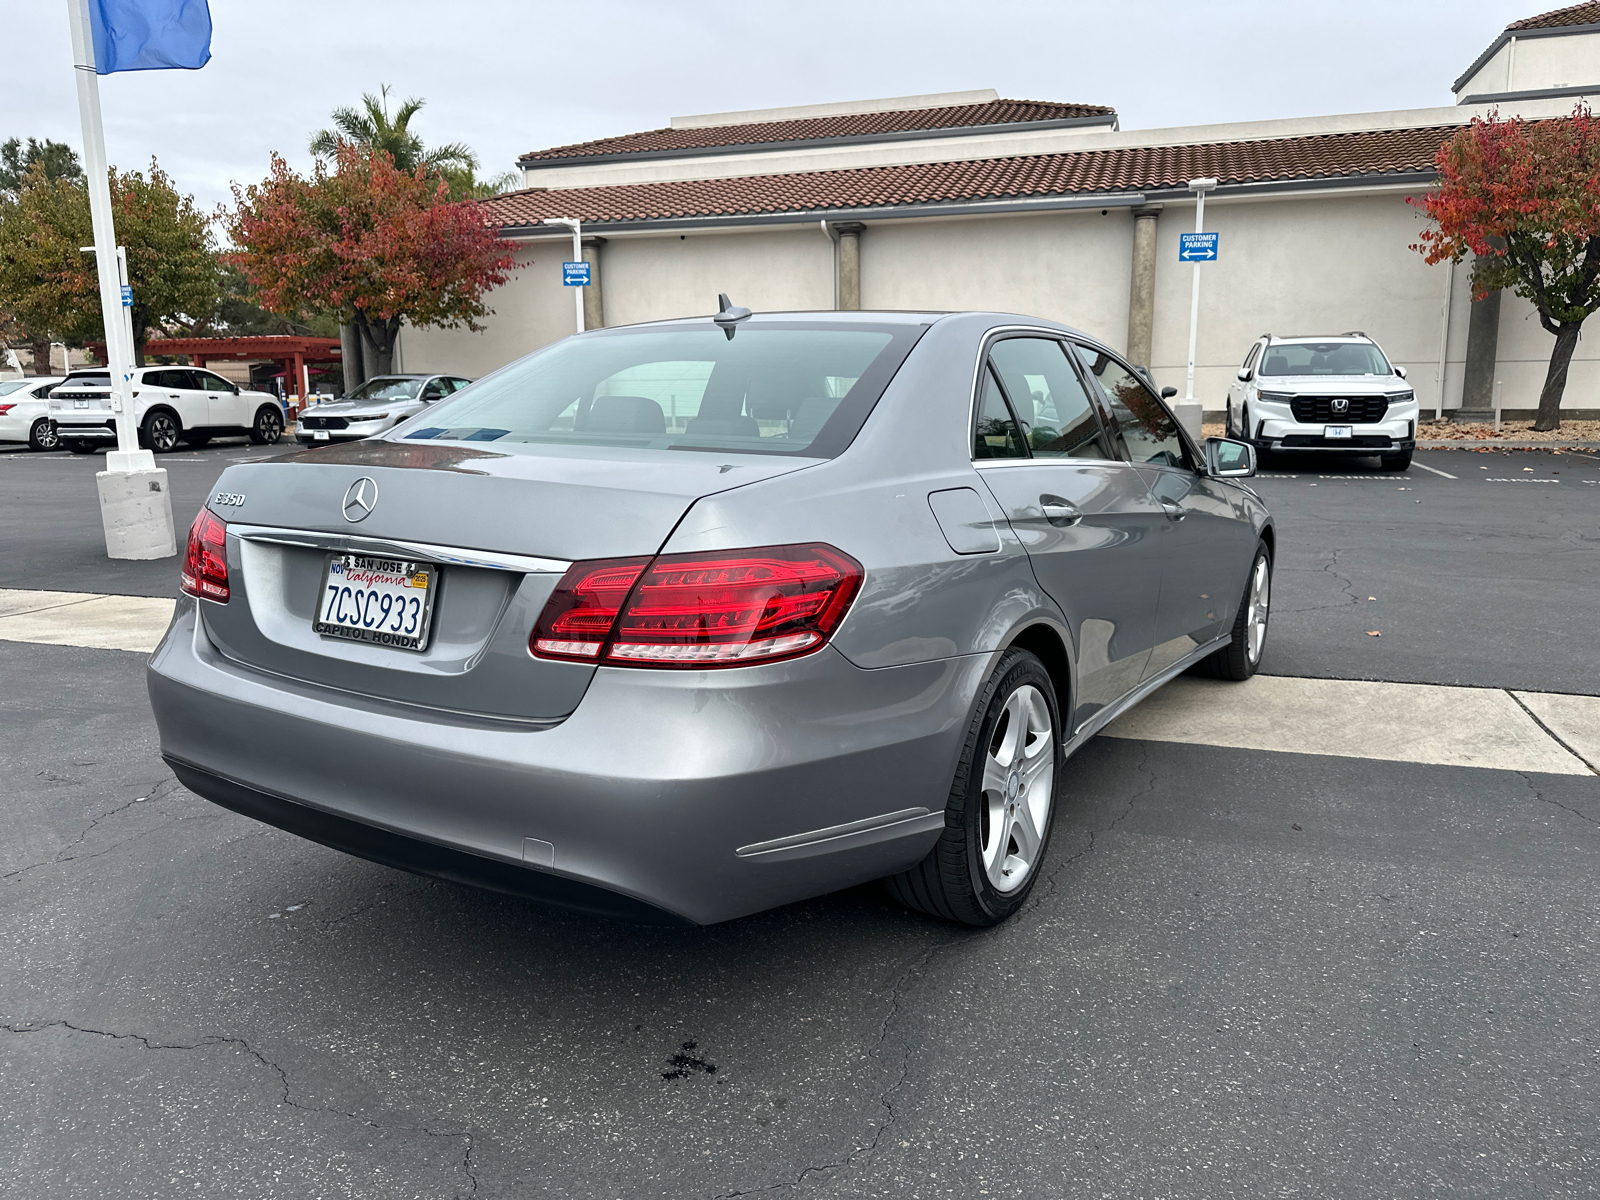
342,477,378,522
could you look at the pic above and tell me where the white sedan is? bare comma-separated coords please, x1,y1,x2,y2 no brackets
0,377,66,451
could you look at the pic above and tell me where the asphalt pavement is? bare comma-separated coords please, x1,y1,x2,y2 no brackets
1,439,1597,1197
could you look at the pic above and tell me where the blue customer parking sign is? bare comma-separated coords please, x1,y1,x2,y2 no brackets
1179,232,1219,261
563,261,591,286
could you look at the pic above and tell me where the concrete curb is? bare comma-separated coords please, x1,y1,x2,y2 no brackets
1417,440,1600,450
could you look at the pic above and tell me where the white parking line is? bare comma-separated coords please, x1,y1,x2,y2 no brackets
1409,461,1458,478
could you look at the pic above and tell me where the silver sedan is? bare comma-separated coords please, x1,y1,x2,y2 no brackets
149,310,1273,927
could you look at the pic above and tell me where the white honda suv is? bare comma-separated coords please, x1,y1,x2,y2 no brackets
48,366,286,453
1224,333,1418,471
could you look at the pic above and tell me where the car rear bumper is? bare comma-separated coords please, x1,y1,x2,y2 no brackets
54,422,117,441
147,599,985,925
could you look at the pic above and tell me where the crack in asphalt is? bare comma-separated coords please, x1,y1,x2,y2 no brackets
711,741,1160,1198
0,1020,479,1195
1,777,188,884
1515,771,1600,828
1278,547,1364,614
315,879,437,935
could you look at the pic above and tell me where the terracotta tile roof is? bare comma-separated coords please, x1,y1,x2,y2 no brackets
484,125,1453,229
1509,2,1600,30
519,99,1116,163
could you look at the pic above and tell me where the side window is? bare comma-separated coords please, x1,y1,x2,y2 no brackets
141,370,172,389
195,370,234,392
1073,345,1187,469
988,337,1112,460
972,364,1027,460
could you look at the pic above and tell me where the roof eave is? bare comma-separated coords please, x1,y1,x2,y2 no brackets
488,170,1438,237
1452,19,1600,94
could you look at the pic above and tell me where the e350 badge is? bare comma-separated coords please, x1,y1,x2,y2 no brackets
213,492,246,508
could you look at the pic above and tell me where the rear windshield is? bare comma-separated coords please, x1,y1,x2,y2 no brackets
397,321,926,458
348,377,424,401
1260,342,1392,376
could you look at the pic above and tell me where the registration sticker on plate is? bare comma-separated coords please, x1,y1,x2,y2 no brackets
314,554,436,651
1325,425,1353,439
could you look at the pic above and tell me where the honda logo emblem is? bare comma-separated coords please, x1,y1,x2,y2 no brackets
342,477,378,522
1330,398,1350,414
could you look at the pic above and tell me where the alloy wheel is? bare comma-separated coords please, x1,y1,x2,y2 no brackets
979,683,1055,893
1246,555,1270,664
147,413,179,452
256,409,283,444
31,419,60,451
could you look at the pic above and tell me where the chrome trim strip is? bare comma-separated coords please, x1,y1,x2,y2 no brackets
736,806,934,858
1064,633,1232,752
229,523,571,575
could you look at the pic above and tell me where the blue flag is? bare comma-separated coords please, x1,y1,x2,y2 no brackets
89,0,212,74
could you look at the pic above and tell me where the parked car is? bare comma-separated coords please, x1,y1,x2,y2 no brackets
49,366,286,453
295,374,473,444
0,376,66,450
148,309,1272,928
1224,332,1418,470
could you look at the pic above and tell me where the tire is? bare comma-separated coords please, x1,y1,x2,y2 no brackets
249,405,284,445
28,418,60,452
140,409,181,453
1194,541,1272,681
66,439,99,455
1381,448,1412,471
884,648,1063,926
1224,404,1239,440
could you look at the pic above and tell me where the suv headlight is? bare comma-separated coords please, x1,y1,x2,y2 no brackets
352,412,389,422
1255,390,1294,402
1386,390,1416,404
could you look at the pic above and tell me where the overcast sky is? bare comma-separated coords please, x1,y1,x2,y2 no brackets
4,0,1537,213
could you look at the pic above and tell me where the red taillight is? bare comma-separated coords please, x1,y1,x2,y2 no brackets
531,543,862,668
180,509,229,602
0,404,14,415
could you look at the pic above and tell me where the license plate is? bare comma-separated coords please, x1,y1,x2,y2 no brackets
313,429,329,441
74,399,88,409
314,555,436,651
1325,425,1353,439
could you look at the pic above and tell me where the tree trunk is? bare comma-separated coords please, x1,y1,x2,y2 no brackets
29,339,52,375
1533,322,1582,432
354,313,401,376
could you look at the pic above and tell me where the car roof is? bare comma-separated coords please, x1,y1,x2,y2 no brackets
1266,335,1376,345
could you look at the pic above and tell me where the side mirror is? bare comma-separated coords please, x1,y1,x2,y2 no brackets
1160,386,1178,399
1205,436,1256,478
1237,367,1252,382
1394,365,1408,379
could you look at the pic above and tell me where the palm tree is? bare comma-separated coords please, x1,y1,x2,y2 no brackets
309,84,477,177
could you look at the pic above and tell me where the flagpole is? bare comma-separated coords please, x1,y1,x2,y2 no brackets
66,0,176,558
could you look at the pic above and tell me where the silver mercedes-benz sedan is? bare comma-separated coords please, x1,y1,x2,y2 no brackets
148,308,1273,927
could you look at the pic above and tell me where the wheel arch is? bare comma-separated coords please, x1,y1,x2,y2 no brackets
142,403,183,428
1003,620,1074,724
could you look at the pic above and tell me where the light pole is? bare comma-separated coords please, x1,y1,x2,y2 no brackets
543,217,585,333
1179,176,1218,442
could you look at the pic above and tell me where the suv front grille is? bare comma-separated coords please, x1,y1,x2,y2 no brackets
1290,396,1389,424
299,415,348,430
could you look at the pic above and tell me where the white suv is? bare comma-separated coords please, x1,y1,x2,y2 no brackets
49,366,286,453
1224,334,1418,471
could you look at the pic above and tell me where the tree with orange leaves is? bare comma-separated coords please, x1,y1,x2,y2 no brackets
223,145,520,375
1412,106,1600,431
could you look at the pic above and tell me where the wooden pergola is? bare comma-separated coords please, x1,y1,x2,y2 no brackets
141,336,342,398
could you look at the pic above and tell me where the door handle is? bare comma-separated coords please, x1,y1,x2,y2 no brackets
1039,496,1082,527
1159,499,1187,521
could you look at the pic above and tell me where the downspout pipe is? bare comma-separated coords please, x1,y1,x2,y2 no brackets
820,219,840,311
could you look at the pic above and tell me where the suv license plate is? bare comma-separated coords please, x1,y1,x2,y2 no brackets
1325,425,1353,439
314,554,436,651
313,429,329,440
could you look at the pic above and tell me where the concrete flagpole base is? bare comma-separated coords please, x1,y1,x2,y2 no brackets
97,458,177,560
